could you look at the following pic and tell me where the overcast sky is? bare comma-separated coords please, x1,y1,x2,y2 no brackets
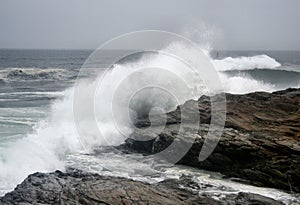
1,0,300,50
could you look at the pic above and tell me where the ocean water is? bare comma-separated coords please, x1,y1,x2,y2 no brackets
0,48,299,204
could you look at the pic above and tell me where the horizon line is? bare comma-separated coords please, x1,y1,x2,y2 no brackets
1,48,300,52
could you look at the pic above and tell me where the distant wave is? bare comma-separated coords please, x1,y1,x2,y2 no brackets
223,68,300,75
0,68,75,81
0,91,64,97
213,54,282,71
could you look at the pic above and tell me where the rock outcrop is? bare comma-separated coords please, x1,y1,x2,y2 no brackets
121,88,300,192
0,169,284,205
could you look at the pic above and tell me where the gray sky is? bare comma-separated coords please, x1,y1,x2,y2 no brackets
1,0,300,50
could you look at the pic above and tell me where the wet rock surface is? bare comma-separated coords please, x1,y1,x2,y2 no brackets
121,88,300,192
0,169,284,205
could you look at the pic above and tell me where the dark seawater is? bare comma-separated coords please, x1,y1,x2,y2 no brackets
0,50,89,143
1,49,298,94
0,49,299,203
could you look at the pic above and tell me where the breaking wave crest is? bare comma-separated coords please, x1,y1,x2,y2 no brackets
213,54,281,71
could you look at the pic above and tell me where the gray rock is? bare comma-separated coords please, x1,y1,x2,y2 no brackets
0,169,284,205
120,88,300,192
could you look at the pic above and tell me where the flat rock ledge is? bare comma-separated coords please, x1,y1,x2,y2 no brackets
0,169,284,205
120,88,300,192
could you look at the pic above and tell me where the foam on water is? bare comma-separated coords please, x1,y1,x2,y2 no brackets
218,72,276,94
65,152,300,204
0,89,79,195
213,54,281,71
212,54,299,93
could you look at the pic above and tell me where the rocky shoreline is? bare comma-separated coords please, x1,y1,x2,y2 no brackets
0,169,286,205
121,88,300,192
1,88,299,204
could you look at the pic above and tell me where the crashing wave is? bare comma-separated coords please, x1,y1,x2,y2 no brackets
0,41,297,197
212,54,281,71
